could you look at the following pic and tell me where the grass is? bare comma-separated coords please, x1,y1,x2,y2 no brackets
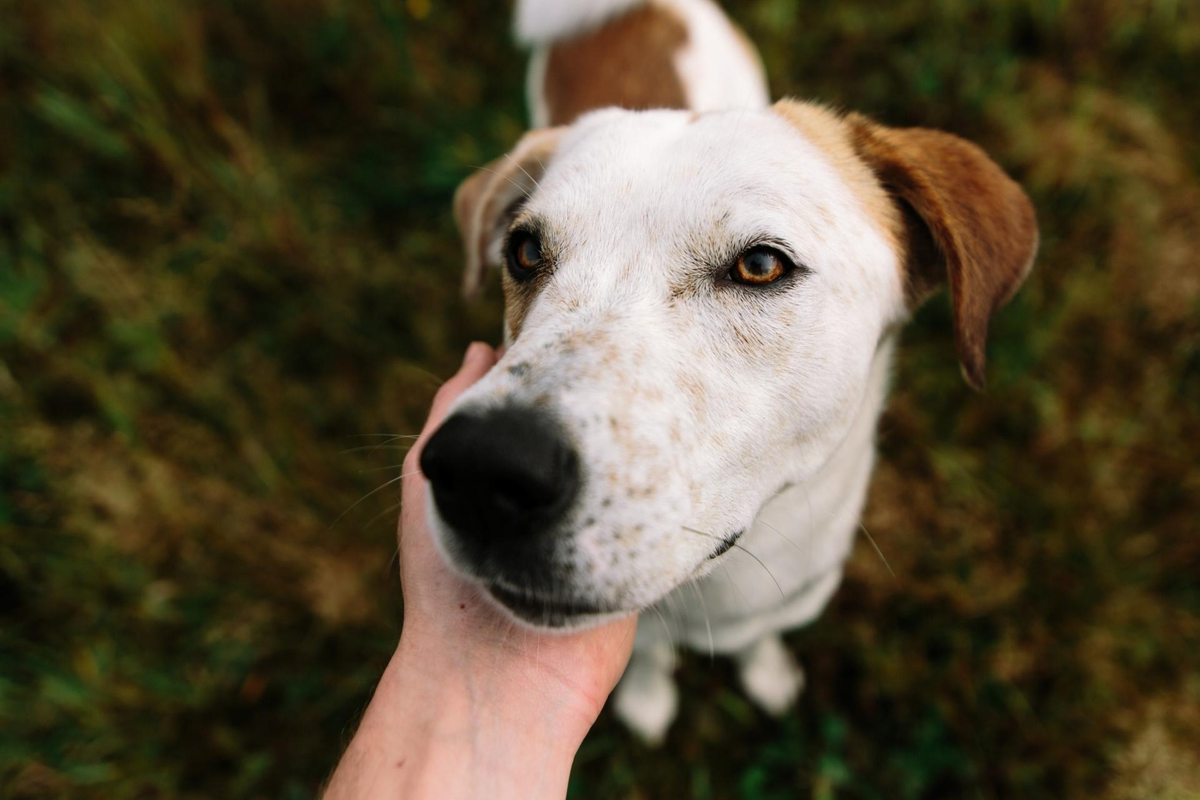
1,0,1198,797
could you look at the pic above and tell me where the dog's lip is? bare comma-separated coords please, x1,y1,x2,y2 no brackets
485,582,613,626
707,529,744,560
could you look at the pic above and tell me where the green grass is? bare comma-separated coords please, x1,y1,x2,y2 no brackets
2,0,1199,797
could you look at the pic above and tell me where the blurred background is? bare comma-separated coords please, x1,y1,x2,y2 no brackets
1,0,1198,797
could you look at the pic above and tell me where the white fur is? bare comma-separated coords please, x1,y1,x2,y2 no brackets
515,0,646,44
668,0,769,112
611,639,677,744
736,634,806,715
525,47,552,132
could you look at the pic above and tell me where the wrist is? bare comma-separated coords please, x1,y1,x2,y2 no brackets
393,624,602,744
325,638,592,800
380,636,591,799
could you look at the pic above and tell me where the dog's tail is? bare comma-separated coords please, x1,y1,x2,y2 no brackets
515,0,769,127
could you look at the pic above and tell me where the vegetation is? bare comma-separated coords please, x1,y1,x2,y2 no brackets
1,0,1197,797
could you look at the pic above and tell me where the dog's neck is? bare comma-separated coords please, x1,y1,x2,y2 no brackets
751,329,896,575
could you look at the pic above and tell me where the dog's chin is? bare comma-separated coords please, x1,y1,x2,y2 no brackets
483,583,629,631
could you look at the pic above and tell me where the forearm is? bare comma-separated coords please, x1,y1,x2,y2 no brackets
322,638,595,800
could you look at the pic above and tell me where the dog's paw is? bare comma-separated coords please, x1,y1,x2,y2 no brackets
613,652,678,745
736,634,805,716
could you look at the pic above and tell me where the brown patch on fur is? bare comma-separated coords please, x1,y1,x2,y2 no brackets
775,99,1037,390
452,166,498,294
542,4,689,126
845,113,1038,389
772,101,906,260
452,127,563,323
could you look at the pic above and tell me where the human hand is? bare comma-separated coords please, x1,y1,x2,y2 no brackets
323,343,637,800
396,341,638,722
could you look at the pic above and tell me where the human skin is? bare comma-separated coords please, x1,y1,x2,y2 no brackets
322,342,638,800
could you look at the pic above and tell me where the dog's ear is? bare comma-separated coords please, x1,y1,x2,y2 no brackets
453,127,563,299
846,113,1038,390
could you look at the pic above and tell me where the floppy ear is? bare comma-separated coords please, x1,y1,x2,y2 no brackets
452,127,563,299
846,113,1038,390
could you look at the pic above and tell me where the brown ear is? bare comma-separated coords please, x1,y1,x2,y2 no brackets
846,113,1038,389
452,127,563,299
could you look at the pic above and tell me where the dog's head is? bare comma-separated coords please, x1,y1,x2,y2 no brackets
421,102,1037,628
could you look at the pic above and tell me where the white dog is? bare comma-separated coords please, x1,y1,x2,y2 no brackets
419,0,1037,743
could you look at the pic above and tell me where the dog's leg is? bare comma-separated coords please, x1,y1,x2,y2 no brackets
613,639,677,744
735,633,805,716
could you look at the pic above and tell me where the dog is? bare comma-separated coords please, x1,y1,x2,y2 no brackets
419,0,1037,743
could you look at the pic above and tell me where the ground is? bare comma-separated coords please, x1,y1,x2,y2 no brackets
1,0,1198,797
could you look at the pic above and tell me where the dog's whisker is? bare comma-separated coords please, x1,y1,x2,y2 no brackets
682,524,783,599
329,471,418,529
359,460,416,473
717,560,751,612
342,445,416,457
664,586,679,629
730,105,749,148
393,361,449,388
340,435,420,459
802,486,816,575
649,601,676,668
758,518,805,557
858,522,896,578
680,524,721,543
688,578,715,663
667,591,688,655
387,542,401,581
345,433,420,440
730,542,784,598
686,525,786,599
472,164,535,198
361,499,405,533
503,151,543,192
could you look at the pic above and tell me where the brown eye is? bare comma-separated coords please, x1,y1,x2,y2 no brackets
731,246,790,286
506,230,543,280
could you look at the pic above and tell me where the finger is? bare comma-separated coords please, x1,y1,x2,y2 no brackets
427,341,497,424
398,342,498,564
403,342,498,479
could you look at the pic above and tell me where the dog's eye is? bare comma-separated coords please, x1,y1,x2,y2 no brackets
506,230,543,280
729,246,791,286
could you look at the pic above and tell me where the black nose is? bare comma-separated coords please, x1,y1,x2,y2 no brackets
419,406,580,548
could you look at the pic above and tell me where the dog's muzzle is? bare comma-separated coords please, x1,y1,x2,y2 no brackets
420,404,592,623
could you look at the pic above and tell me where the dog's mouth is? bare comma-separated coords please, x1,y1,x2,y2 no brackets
485,582,616,628
479,527,748,628
706,529,744,560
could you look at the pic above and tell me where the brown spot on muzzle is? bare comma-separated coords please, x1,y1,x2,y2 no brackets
543,5,689,126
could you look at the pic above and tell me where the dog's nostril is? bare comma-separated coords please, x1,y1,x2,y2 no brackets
420,406,579,545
